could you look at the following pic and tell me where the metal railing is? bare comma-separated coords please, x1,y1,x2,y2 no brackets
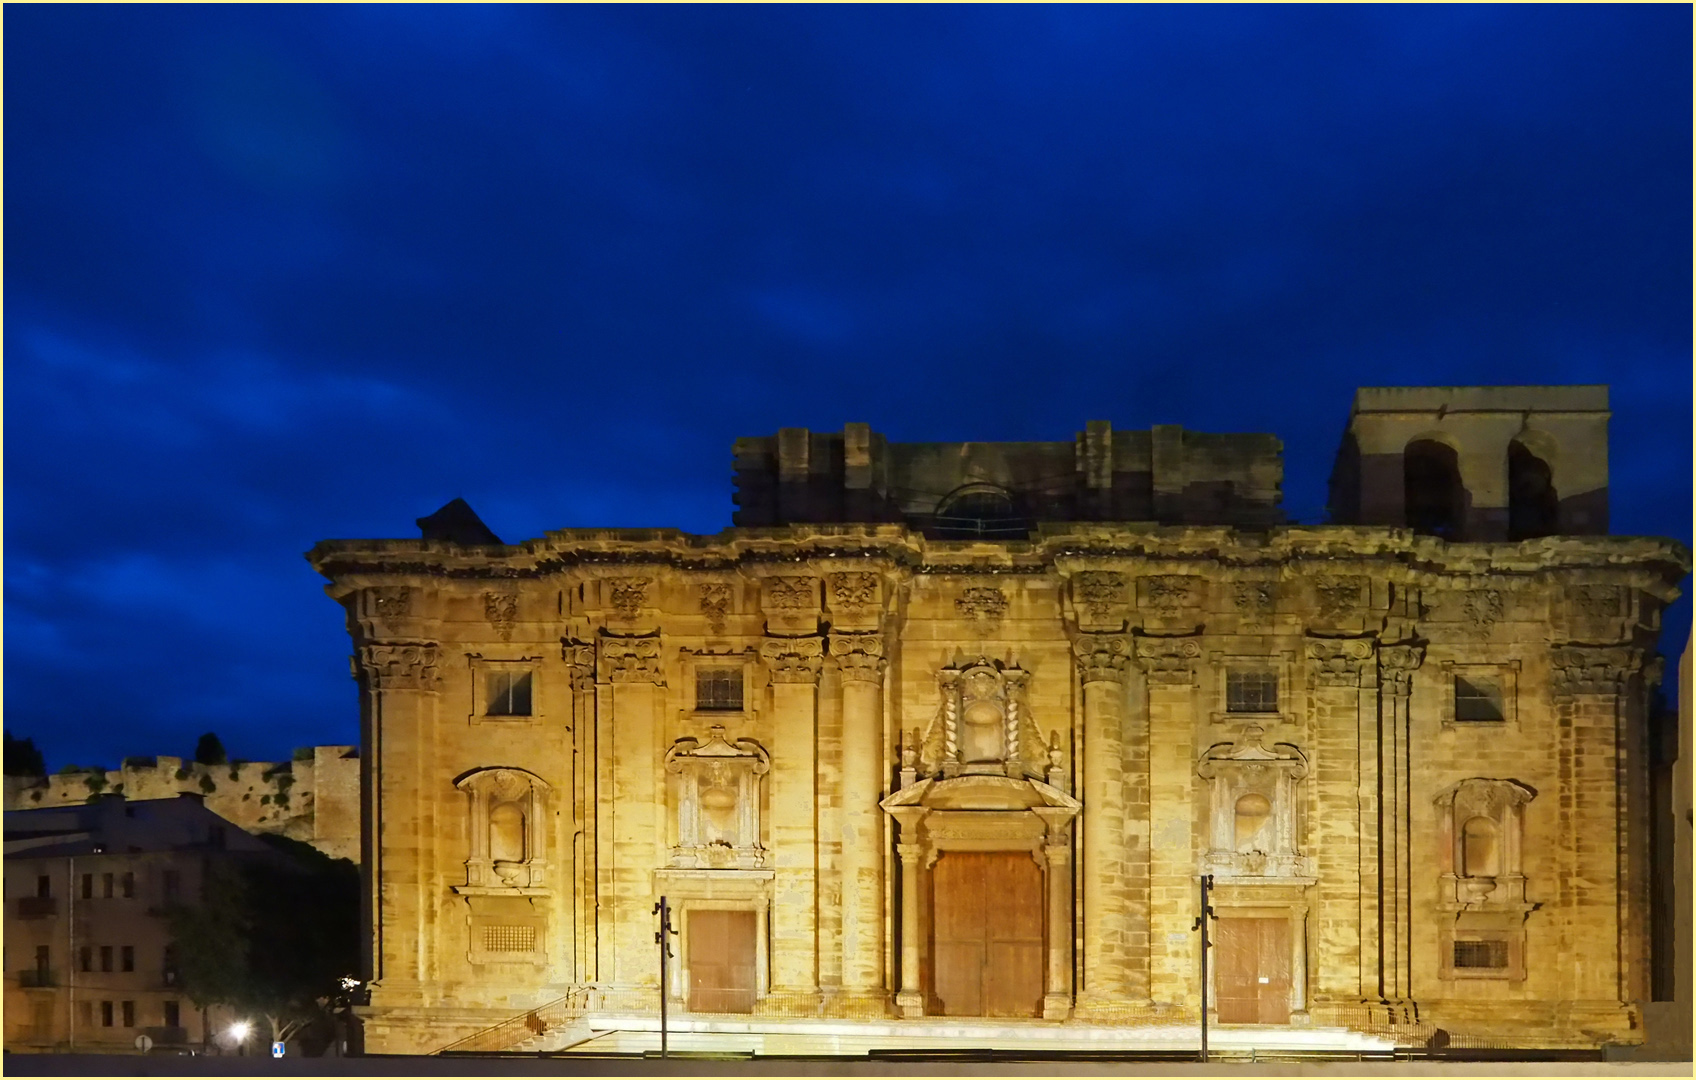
432,986,591,1055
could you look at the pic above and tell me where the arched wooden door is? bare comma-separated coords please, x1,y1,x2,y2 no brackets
930,851,1044,1017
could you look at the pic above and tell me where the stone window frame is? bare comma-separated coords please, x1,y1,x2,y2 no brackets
1438,926,1526,982
1208,650,1295,725
679,648,759,723
466,654,547,726
1438,660,1519,731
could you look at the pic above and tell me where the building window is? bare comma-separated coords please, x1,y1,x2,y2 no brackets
485,670,534,717
1404,438,1464,538
34,944,50,977
164,1000,180,1028
1454,675,1505,722
79,946,92,972
1453,939,1509,970
163,944,179,986
36,875,51,899
1226,669,1278,713
120,872,135,899
120,945,134,972
102,873,114,899
77,1001,93,1028
121,1001,135,1028
81,874,93,900
100,946,113,973
695,667,744,712
162,870,180,902
100,1001,114,1027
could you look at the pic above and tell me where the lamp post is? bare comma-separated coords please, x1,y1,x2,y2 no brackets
1193,873,1215,1063
653,896,677,1058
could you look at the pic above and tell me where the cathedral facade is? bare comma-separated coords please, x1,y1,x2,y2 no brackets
308,385,1687,1052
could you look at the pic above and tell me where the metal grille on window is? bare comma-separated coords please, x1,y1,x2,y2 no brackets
486,670,533,717
1453,939,1508,969
482,925,536,953
696,667,744,712
1454,676,1504,722
1226,669,1278,713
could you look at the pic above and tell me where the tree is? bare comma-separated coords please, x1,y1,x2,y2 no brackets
165,835,360,1051
194,732,228,766
4,732,47,777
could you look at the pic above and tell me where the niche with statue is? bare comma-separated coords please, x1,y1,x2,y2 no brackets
665,726,771,869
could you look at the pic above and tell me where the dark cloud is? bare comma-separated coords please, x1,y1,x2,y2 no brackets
5,5,1689,768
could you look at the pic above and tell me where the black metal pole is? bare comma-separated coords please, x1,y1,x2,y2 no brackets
653,897,675,1058
1194,874,1215,1063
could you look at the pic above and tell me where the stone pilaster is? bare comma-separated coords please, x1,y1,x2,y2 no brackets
1377,641,1424,1008
891,808,926,1019
1304,638,1373,1008
563,640,597,985
1136,634,1201,1010
759,635,824,1014
831,632,889,1015
1072,633,1134,1013
599,635,663,990
1038,814,1076,1020
356,642,440,999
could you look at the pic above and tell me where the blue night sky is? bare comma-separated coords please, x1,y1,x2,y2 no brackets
5,5,1691,770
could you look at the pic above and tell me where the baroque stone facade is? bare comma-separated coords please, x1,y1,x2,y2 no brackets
308,387,1687,1052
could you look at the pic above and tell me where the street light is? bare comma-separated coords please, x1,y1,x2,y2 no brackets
226,1019,252,1055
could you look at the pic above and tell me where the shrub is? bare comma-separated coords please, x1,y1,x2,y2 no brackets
199,774,217,794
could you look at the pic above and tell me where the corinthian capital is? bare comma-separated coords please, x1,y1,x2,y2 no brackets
1550,644,1641,698
1306,638,1375,688
600,635,663,684
357,643,441,691
830,632,885,684
761,635,824,684
562,639,597,692
1378,642,1426,695
1133,635,1201,685
1073,633,1130,684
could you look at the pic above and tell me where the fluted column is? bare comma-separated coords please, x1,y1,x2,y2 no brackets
760,635,824,1013
831,632,888,1014
1073,633,1132,1011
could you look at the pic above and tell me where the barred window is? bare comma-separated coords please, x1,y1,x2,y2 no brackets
696,667,744,712
1226,669,1278,713
1453,939,1508,969
482,925,536,953
1454,676,1504,722
485,670,533,717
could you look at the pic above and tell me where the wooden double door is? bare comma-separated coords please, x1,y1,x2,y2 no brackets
1214,917,1292,1024
687,909,757,1013
930,851,1045,1017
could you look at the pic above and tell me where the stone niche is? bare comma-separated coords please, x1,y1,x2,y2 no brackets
1196,728,1315,883
454,767,551,890
1434,777,1535,911
665,726,770,869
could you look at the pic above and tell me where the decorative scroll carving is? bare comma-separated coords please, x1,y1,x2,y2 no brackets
1073,572,1127,620
665,726,771,869
370,587,412,619
830,632,885,683
827,572,879,611
1464,589,1505,629
760,635,823,684
1550,644,1641,697
1141,575,1199,612
1378,642,1427,696
1073,633,1130,684
924,658,1039,780
484,592,518,641
955,586,1008,623
359,643,440,691
698,583,732,630
1134,636,1202,684
1305,638,1374,688
1435,778,1535,911
1314,576,1367,617
1196,727,1314,882
600,636,663,684
561,639,597,692
607,577,650,620
1232,581,1275,616
762,576,817,610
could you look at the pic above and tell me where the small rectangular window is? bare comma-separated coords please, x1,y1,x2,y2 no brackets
120,871,135,899
35,944,50,974
102,872,114,899
1453,939,1509,969
121,946,134,972
121,1001,135,1028
1226,669,1278,713
100,945,113,973
1454,676,1505,722
79,945,92,972
695,667,744,712
485,670,534,717
77,1000,93,1028
100,1001,114,1027
37,875,51,899
163,870,181,902
81,874,93,899
164,1000,180,1028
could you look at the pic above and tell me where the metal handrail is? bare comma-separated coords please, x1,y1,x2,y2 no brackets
431,986,590,1055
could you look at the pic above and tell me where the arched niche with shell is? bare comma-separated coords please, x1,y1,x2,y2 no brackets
455,767,552,890
665,726,771,869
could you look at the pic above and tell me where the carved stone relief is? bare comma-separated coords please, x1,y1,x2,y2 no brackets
1550,644,1641,697
607,578,650,620
698,583,733,631
359,643,441,691
484,592,518,641
827,572,879,611
830,632,885,683
762,576,817,610
1196,727,1314,882
1073,571,1127,627
600,635,663,684
1140,575,1199,612
920,658,1040,780
760,635,823,684
665,727,771,869
1134,636,1202,685
955,586,1008,624
1305,638,1374,688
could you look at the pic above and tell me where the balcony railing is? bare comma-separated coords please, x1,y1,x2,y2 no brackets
17,896,58,919
20,968,57,988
